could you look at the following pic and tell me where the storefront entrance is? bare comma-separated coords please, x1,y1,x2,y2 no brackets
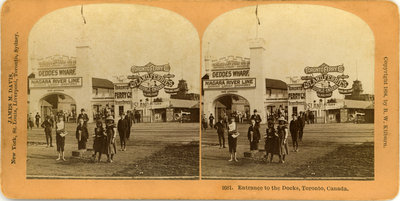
213,94,250,123
39,93,76,122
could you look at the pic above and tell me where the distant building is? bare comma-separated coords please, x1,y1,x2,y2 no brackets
265,78,288,119
170,79,200,101
345,80,374,101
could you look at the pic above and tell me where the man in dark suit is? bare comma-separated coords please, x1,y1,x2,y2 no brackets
214,118,226,149
125,111,132,140
298,112,306,141
77,108,89,126
41,116,53,148
35,112,41,128
250,109,262,126
289,114,300,152
117,113,129,151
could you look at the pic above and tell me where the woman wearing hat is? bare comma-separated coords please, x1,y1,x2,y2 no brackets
248,118,260,156
105,115,117,163
227,117,239,162
93,120,106,162
277,117,289,163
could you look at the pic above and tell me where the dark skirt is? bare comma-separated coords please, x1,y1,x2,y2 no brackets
93,137,106,153
250,141,258,150
228,136,237,153
78,140,87,150
265,137,280,154
56,134,65,152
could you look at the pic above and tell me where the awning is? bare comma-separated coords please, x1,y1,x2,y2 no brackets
169,99,199,109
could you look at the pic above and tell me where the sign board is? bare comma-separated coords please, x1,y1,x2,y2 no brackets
302,64,352,98
304,63,344,74
29,77,82,88
38,55,76,68
210,69,250,78
203,78,256,90
114,83,132,100
38,67,76,77
211,56,250,69
128,62,178,97
131,62,170,73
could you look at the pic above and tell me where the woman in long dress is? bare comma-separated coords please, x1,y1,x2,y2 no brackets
265,119,279,162
76,118,89,150
277,117,289,163
55,115,66,161
105,116,117,163
227,117,238,162
93,120,106,162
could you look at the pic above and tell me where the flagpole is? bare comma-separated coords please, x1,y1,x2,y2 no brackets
255,4,260,39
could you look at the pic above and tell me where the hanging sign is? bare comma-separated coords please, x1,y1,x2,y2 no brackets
304,63,344,74
131,62,170,73
302,63,352,98
128,63,178,97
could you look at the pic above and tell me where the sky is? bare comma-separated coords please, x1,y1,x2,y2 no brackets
202,4,375,95
28,4,200,93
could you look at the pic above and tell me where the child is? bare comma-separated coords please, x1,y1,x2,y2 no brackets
41,115,53,148
248,118,260,157
214,118,225,149
93,120,106,162
227,117,238,162
55,116,66,161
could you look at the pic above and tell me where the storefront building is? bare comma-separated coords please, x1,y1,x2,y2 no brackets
286,77,307,119
113,81,200,123
28,53,115,123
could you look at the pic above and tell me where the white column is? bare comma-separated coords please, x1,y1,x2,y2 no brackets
75,27,93,122
249,38,267,123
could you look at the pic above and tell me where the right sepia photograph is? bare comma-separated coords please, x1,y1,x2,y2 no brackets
201,4,374,180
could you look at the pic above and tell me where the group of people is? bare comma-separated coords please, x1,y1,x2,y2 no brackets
202,110,252,131
38,108,134,163
94,106,143,124
212,109,307,164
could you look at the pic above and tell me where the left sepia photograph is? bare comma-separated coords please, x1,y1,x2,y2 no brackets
26,4,200,179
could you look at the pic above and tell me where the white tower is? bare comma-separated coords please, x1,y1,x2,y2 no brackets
75,17,94,122
249,38,267,123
